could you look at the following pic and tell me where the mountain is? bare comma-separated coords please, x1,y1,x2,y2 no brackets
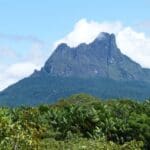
33,32,149,81
33,33,150,81
0,32,150,106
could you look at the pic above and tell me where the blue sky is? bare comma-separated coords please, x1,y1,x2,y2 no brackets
0,0,150,40
0,0,150,90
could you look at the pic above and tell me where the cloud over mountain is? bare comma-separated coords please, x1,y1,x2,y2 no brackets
55,19,150,68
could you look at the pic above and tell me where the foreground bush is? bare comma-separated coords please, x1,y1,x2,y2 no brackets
0,94,149,149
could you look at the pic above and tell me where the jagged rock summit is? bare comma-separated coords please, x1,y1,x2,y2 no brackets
34,32,147,81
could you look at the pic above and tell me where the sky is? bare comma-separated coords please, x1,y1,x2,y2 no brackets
0,0,150,90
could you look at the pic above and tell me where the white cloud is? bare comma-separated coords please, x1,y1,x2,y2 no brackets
0,42,47,91
0,62,38,90
117,27,150,68
55,19,150,69
6,62,38,78
0,35,46,90
55,19,123,47
136,20,150,28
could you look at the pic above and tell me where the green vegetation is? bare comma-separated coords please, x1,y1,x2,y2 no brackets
1,76,150,106
0,94,150,149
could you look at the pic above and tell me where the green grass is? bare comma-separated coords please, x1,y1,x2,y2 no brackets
40,138,143,150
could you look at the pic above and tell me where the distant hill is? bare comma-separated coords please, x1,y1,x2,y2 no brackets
0,32,150,106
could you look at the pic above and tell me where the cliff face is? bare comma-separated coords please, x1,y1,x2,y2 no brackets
36,32,147,81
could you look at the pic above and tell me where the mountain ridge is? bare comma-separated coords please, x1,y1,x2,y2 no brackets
33,32,150,81
0,32,150,106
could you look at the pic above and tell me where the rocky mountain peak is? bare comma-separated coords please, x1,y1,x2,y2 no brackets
96,32,111,40
94,32,117,49
56,43,70,51
34,32,146,80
